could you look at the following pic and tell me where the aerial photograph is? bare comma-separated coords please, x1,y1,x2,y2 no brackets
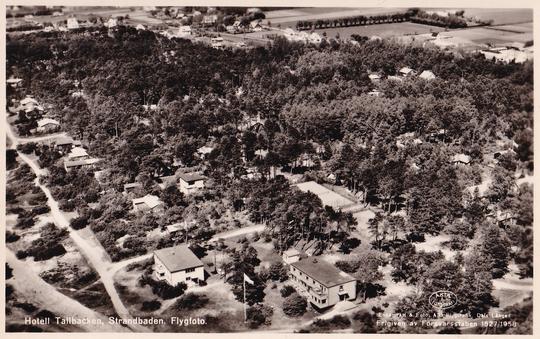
4,4,534,334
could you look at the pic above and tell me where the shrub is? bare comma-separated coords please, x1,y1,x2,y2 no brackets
14,302,38,313
282,293,307,317
6,231,21,243
35,309,56,321
25,223,69,261
339,237,361,253
174,293,209,310
268,262,288,282
15,217,35,229
31,205,50,215
17,142,38,154
310,315,351,332
280,285,296,298
140,274,187,299
247,304,273,328
16,250,28,259
59,199,76,212
352,310,378,333
6,263,13,279
70,216,89,230
141,299,162,311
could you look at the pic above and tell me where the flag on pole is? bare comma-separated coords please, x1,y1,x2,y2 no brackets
243,273,254,285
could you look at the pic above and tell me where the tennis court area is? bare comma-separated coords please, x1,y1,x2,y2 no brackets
296,181,354,210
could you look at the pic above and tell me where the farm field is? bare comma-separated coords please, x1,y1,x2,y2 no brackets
312,21,446,39
423,8,532,25
445,26,533,45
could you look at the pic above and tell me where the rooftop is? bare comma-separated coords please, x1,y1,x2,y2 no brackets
64,158,100,167
132,194,162,209
68,147,89,158
419,70,436,80
291,257,356,287
283,248,301,256
124,182,142,189
55,136,74,146
37,118,60,128
154,244,204,273
20,97,38,105
178,172,206,183
399,66,414,74
6,78,22,84
197,146,214,154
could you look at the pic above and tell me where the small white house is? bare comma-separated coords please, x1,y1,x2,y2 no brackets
64,158,100,172
106,18,118,28
178,172,206,195
136,24,146,30
250,20,263,32
67,17,79,30
282,248,302,264
36,118,60,133
123,182,142,194
419,70,436,80
368,74,382,82
211,37,225,49
202,14,218,25
308,32,322,44
153,245,205,285
399,67,415,77
7,78,23,88
178,25,192,36
132,194,163,212
67,147,89,161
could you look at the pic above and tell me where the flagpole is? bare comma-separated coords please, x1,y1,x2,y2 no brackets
243,277,247,322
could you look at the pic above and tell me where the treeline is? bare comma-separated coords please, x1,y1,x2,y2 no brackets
411,10,467,28
7,23,43,32
5,27,533,274
6,7,57,18
296,8,475,31
296,12,411,31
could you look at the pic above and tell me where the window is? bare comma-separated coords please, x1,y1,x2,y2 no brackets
185,267,196,273
339,285,344,291
321,299,326,304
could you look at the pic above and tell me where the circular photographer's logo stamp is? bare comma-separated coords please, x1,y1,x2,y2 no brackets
429,290,457,310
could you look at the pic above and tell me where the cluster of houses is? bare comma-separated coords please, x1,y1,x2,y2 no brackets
8,93,63,134
123,170,207,212
58,138,101,172
283,28,323,44
151,243,357,310
225,19,264,34
366,67,436,95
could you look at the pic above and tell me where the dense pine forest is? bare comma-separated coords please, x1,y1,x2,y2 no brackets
6,24,533,333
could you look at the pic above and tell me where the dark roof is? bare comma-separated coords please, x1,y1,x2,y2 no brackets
124,182,142,189
178,172,206,183
154,245,204,273
55,136,74,146
64,158,100,167
291,257,356,287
